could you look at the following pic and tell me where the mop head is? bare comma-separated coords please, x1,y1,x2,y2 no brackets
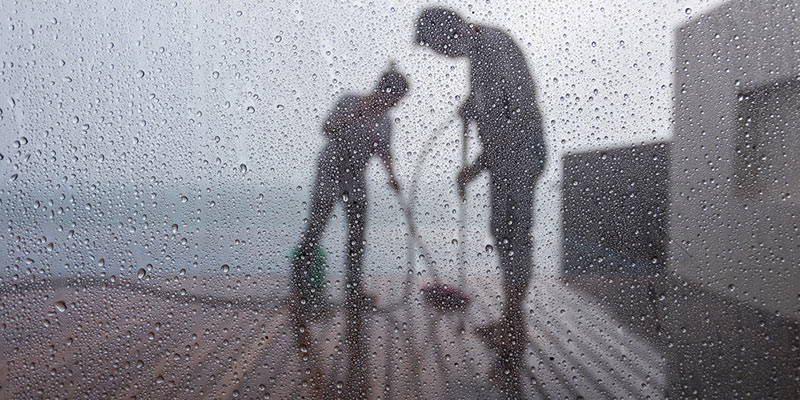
421,282,471,312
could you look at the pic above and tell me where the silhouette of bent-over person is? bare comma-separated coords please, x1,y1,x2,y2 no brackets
415,7,547,396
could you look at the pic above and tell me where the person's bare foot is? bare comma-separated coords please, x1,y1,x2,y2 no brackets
474,321,504,349
363,291,380,311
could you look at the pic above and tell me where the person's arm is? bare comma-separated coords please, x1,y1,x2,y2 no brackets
456,87,489,198
383,154,401,192
378,123,401,192
458,93,478,123
455,89,489,199
456,153,485,199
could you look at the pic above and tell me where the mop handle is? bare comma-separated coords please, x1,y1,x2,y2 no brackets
458,120,468,286
396,192,438,276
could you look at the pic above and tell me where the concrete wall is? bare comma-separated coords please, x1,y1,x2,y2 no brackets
671,0,800,320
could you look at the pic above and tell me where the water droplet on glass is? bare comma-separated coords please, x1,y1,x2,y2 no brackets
221,264,230,273
274,35,282,42
137,268,147,279
485,244,494,254
54,301,67,312
136,70,145,78
247,106,255,113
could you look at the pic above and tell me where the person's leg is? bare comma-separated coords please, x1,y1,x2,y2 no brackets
343,182,368,305
293,171,337,299
343,181,369,399
504,160,543,320
490,175,518,325
502,175,535,338
290,169,338,396
488,172,536,398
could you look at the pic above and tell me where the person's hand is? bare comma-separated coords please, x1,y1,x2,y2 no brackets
456,166,471,200
458,95,478,123
457,102,470,123
388,177,401,192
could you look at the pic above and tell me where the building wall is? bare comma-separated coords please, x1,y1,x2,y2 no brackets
671,0,800,320
562,143,670,274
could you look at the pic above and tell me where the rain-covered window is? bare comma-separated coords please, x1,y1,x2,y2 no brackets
1,1,797,399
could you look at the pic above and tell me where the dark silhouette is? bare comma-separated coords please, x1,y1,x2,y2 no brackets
415,7,547,396
290,64,408,399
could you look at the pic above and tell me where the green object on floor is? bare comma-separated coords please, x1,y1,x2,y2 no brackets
290,245,327,290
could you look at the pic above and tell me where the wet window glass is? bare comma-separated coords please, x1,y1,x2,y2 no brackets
1,1,797,398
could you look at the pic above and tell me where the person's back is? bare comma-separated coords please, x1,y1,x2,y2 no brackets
465,25,546,176
317,94,392,185
415,8,547,396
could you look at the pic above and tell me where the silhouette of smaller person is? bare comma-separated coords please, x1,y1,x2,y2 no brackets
292,63,407,305
291,63,408,399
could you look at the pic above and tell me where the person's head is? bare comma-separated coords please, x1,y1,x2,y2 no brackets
415,7,472,58
372,62,409,108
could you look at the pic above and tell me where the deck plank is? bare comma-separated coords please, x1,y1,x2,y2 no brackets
0,276,666,399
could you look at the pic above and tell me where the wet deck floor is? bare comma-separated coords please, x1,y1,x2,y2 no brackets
0,274,665,399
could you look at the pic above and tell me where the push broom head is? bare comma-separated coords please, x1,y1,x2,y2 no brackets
421,281,471,312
